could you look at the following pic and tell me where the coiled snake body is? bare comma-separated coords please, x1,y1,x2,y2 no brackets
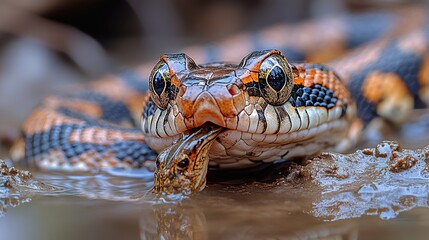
11,8,429,194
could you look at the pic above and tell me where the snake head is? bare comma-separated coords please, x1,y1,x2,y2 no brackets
152,123,223,195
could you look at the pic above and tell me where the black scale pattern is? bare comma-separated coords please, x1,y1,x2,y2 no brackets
289,84,338,109
24,124,157,167
244,82,338,109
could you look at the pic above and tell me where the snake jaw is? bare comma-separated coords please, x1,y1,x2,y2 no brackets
152,123,223,195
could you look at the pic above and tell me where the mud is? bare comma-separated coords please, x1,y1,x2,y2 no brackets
292,140,428,183
0,160,55,217
1,141,429,239
286,140,429,220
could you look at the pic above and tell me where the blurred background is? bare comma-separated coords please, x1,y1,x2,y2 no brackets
0,0,427,138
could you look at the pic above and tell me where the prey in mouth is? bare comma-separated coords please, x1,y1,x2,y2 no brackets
152,123,223,195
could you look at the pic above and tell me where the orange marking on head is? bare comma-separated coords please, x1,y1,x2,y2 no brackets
213,95,238,118
292,66,305,85
237,69,256,85
170,75,181,89
302,67,330,87
176,84,239,128
239,49,287,85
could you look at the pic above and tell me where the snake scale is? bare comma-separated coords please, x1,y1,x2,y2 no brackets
10,7,429,195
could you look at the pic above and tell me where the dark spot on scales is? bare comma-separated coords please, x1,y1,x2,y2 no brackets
163,107,172,125
281,150,290,159
274,105,289,123
256,108,267,132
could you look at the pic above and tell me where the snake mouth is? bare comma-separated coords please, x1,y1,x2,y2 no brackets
152,122,224,195
185,122,225,140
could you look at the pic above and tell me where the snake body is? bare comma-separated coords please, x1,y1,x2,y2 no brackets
10,8,429,194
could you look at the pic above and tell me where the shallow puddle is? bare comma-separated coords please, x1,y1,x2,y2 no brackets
1,154,429,240
1,110,429,240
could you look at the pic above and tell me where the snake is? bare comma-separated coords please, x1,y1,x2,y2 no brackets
10,7,429,195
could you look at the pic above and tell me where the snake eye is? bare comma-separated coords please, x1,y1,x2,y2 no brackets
177,157,189,169
149,60,171,109
267,66,286,91
258,54,293,106
153,71,165,96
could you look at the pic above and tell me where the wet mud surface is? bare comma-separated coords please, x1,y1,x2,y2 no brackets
0,160,55,217
1,138,429,239
288,140,429,220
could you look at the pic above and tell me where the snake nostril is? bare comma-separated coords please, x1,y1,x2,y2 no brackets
227,84,241,96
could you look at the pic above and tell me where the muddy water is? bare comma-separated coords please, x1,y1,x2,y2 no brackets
2,170,429,240
1,111,429,240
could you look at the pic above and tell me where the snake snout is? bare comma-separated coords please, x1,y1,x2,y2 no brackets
193,92,225,127
177,79,244,129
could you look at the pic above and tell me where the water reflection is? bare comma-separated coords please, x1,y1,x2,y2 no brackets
312,179,429,220
140,203,208,240
1,165,429,239
35,168,155,201
139,200,359,239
